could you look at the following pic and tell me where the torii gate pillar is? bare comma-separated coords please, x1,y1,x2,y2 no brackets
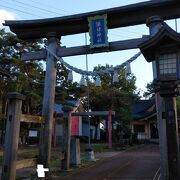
39,32,60,167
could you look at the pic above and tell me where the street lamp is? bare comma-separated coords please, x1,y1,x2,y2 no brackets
140,19,180,179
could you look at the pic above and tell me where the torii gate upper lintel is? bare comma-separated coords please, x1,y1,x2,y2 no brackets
3,0,180,40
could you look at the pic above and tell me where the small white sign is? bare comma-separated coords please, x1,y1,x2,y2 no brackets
37,164,49,178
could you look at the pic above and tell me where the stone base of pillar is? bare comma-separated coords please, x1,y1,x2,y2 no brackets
70,137,81,167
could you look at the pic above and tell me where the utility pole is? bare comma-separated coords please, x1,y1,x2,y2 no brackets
39,32,60,168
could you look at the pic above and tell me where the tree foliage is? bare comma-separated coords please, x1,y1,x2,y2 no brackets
0,29,83,114
143,82,155,99
0,29,83,144
0,29,48,143
80,64,139,140
0,28,140,144
0,29,45,114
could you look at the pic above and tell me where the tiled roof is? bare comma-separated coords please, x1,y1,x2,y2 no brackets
54,99,81,114
133,98,156,121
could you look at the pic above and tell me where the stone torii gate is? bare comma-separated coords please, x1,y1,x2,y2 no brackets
3,0,180,178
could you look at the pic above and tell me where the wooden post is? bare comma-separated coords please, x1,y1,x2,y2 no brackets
108,110,112,148
155,94,168,179
164,97,180,179
146,16,168,179
61,106,73,170
39,32,60,167
1,92,25,180
70,137,81,168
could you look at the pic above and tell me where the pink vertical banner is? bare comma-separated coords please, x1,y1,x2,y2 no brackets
108,110,112,148
71,116,80,136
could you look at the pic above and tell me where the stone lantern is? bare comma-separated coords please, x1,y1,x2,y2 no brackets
140,22,180,96
140,20,180,179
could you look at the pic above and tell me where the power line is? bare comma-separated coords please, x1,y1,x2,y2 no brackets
113,28,143,36
109,32,137,39
1,3,44,18
124,25,148,33
29,0,72,15
13,0,64,16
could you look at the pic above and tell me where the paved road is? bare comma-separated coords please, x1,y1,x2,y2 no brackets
60,144,160,180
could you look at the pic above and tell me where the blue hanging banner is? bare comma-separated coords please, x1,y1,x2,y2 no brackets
88,14,108,48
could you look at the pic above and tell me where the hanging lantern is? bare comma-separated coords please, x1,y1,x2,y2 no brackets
67,71,73,82
79,75,87,86
125,62,131,77
95,76,101,87
113,71,119,83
